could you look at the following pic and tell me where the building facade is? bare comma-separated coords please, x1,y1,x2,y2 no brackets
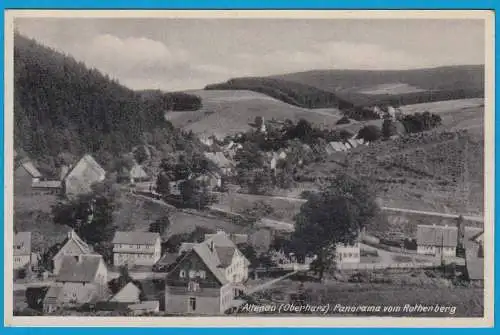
335,242,361,265
13,232,32,270
43,255,108,313
52,230,94,275
112,231,161,268
165,231,249,315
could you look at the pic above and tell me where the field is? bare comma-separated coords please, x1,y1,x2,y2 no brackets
250,273,483,317
166,89,343,138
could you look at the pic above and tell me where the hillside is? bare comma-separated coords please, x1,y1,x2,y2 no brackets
166,90,344,139
299,130,484,215
204,65,484,109
14,33,193,172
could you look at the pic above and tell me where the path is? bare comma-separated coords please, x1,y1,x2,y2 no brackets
246,270,299,295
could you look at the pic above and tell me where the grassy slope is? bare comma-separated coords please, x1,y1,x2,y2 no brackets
166,90,343,138
273,66,484,92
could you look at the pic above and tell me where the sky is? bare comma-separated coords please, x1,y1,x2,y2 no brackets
15,17,485,92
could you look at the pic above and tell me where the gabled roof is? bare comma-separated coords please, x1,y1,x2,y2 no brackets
204,152,232,169
14,232,31,256
417,225,457,247
56,255,104,283
170,231,250,286
130,164,149,179
110,282,141,303
64,154,106,194
53,230,92,260
18,161,42,178
112,231,160,246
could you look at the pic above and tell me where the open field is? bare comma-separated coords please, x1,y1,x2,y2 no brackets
166,89,343,138
358,83,426,95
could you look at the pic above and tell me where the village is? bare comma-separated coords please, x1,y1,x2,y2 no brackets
12,106,485,317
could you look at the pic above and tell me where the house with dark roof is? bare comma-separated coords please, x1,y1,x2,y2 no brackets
63,154,106,197
203,152,234,175
13,232,32,270
165,230,250,315
112,231,161,268
43,254,108,313
52,230,94,275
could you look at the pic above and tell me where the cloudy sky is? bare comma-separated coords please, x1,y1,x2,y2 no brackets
15,17,485,92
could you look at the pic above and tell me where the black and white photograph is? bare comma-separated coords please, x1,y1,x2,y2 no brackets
5,10,494,326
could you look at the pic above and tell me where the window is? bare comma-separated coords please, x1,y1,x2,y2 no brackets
137,245,140,249
199,270,206,279
180,270,186,278
189,297,196,311
188,281,200,292
189,270,196,278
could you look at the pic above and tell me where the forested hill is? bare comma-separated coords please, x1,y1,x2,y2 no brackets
204,65,484,109
14,34,200,170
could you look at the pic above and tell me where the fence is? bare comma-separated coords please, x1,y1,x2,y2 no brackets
337,261,436,271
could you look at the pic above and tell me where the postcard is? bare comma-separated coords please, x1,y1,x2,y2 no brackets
4,9,494,327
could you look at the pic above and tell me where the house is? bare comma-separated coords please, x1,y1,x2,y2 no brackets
335,242,361,266
110,282,141,304
416,225,458,257
416,224,483,257
14,159,43,194
165,230,250,315
52,230,94,275
204,152,233,175
169,179,185,196
112,231,162,268
63,154,106,197
118,163,149,184
13,232,32,270
43,255,108,313
31,180,63,194
128,301,160,315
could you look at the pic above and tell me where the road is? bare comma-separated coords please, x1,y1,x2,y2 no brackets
216,192,484,223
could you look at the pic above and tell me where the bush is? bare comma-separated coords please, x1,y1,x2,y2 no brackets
336,116,351,125
357,125,382,142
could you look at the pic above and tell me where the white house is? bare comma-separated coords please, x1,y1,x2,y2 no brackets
335,242,361,266
112,231,162,268
416,225,457,257
13,232,32,270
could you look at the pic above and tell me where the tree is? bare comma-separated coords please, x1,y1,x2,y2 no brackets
239,244,259,268
51,193,116,245
382,118,397,139
180,179,217,209
248,168,274,195
108,265,133,294
357,125,381,142
291,174,379,280
148,216,171,237
133,145,150,164
26,287,49,311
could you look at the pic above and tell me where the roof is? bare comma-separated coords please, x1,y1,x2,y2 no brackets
416,225,458,247
205,233,248,245
466,255,484,280
32,180,62,189
112,231,160,245
130,164,149,179
43,285,63,305
128,301,159,311
215,246,235,267
54,230,93,260
20,161,42,178
14,232,31,256
56,255,104,283
64,154,106,194
172,231,250,285
204,152,232,168
110,282,141,303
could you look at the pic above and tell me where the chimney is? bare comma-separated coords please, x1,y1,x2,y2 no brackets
209,241,215,252
67,229,75,240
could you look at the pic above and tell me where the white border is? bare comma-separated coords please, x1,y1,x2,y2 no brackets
3,9,495,328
